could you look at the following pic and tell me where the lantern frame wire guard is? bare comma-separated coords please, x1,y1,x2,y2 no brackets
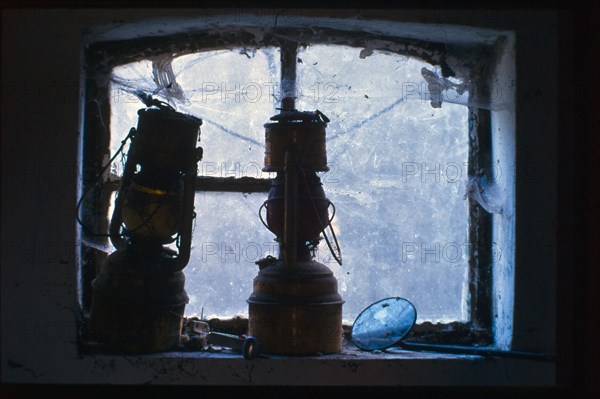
88,99,203,353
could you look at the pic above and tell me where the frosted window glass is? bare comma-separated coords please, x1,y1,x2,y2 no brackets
296,45,469,323
109,46,469,324
110,48,281,178
187,192,276,319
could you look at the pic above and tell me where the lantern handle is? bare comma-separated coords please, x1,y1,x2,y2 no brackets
301,175,342,265
322,199,343,266
258,201,278,236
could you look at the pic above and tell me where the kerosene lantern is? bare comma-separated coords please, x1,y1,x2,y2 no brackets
247,105,344,355
89,97,202,353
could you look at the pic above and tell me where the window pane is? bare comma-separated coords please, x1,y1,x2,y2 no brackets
297,45,470,323
186,192,276,318
110,48,281,178
108,45,470,324
174,49,279,174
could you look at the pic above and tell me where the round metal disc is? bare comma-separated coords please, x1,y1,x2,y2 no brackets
351,297,417,351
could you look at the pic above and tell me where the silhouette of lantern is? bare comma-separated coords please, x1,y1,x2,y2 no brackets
248,108,344,355
89,99,202,353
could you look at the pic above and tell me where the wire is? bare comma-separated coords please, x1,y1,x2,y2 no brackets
397,341,556,362
75,127,136,237
298,163,342,266
121,177,181,240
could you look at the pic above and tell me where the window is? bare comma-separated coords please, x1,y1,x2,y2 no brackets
80,22,512,348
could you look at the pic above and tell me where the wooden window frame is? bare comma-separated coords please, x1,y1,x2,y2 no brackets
79,26,498,348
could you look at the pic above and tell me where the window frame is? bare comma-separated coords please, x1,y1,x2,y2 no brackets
79,24,505,349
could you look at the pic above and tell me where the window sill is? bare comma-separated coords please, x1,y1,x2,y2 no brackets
84,341,482,360
75,341,555,386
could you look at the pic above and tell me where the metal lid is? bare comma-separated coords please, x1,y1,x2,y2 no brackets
264,109,329,127
138,106,203,126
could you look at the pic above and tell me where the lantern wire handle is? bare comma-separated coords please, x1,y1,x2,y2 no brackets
299,165,342,266
258,201,277,235
258,182,342,265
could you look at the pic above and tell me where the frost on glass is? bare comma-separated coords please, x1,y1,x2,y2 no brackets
108,45,469,324
296,45,469,323
187,192,276,318
110,48,281,177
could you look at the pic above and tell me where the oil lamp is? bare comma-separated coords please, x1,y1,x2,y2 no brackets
89,98,202,353
248,107,344,355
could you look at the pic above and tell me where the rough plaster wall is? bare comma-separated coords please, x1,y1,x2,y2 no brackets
1,9,85,380
510,13,558,354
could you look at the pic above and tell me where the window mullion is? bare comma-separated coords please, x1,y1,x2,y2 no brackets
195,176,271,192
467,105,494,339
280,40,299,110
